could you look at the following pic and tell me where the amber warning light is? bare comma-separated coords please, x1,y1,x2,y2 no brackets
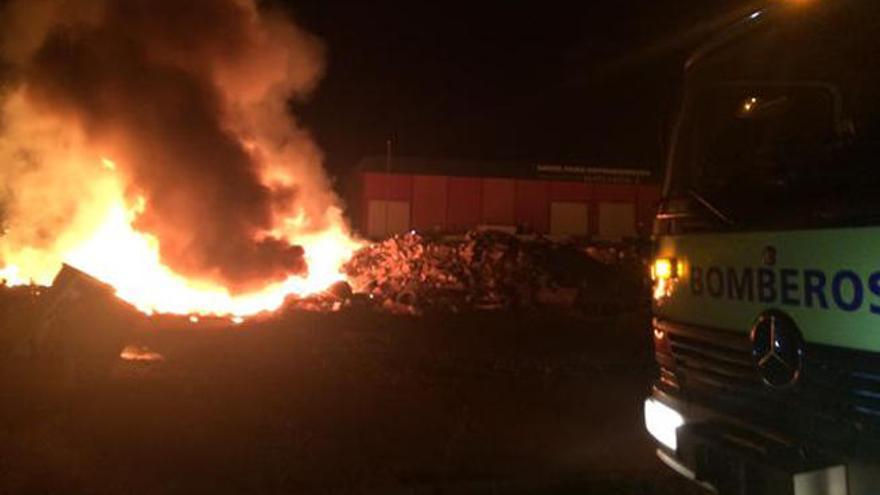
651,258,685,302
651,258,678,281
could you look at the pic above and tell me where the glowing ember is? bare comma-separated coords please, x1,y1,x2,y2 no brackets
120,345,164,363
0,0,363,317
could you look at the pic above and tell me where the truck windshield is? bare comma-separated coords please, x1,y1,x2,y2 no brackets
668,2,880,231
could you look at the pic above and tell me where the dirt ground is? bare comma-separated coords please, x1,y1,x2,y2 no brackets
0,309,704,494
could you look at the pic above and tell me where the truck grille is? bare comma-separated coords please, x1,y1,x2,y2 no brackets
806,346,880,421
664,324,758,388
655,318,880,442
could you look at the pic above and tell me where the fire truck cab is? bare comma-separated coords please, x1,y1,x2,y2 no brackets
645,1,880,493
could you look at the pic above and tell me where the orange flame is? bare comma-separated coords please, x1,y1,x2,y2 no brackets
0,155,362,318
0,0,362,317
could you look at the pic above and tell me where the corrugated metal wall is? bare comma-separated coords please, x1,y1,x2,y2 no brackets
447,177,482,229
411,175,447,230
514,180,549,232
357,172,659,240
481,178,515,225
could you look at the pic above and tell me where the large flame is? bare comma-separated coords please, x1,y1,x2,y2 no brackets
0,153,361,317
0,0,363,317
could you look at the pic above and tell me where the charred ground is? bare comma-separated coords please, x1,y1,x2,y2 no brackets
0,287,702,494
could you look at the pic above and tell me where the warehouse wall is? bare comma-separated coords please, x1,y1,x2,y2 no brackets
481,178,515,225
361,173,413,238
447,177,482,229
357,172,658,241
514,180,549,232
636,184,661,235
411,175,447,230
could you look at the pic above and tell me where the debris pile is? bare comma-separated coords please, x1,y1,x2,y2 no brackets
342,230,644,315
0,232,647,335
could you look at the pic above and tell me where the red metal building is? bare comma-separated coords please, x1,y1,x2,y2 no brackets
350,156,661,241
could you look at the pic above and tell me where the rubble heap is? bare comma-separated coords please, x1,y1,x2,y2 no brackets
342,230,645,315
0,232,647,323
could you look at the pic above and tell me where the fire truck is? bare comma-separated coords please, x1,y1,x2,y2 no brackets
645,1,880,493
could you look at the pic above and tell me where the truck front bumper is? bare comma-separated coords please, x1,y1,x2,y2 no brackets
645,389,857,495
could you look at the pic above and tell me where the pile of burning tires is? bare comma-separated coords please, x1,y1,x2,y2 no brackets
340,230,646,315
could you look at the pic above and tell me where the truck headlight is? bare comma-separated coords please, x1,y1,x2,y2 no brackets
644,398,684,451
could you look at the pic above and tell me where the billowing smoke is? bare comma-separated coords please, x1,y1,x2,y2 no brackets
0,0,344,293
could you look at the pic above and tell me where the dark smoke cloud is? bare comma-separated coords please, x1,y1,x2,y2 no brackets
2,0,327,292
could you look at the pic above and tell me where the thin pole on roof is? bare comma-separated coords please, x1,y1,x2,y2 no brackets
385,138,393,174
384,138,392,237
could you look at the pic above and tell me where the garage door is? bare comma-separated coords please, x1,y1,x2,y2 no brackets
549,202,589,237
597,202,636,241
367,200,411,239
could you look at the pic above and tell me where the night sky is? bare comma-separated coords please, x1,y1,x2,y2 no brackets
282,1,760,177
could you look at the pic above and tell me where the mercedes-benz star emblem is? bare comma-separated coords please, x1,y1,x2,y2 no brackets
750,310,803,388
